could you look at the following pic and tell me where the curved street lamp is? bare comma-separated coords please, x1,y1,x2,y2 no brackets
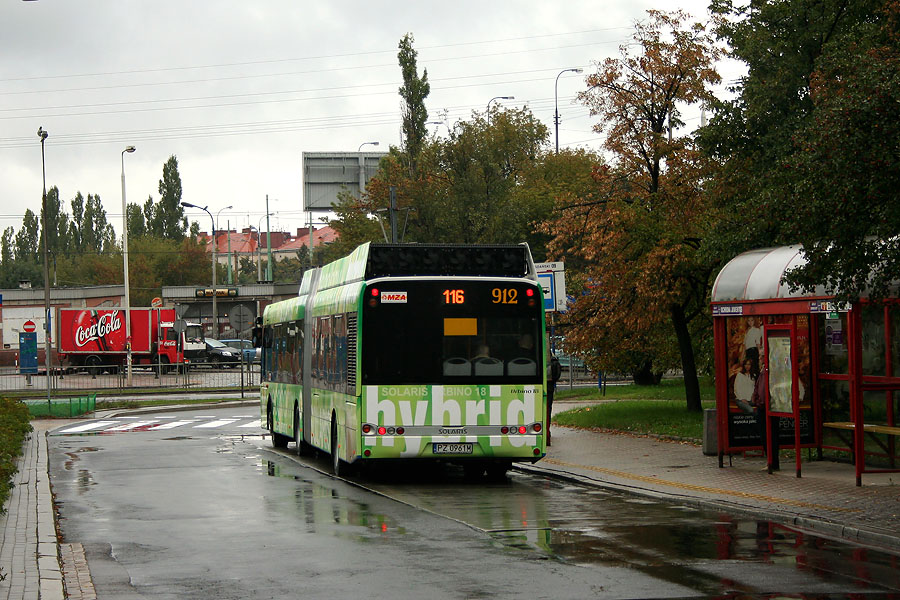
358,141,379,152
121,145,136,384
555,68,583,153
486,96,515,120
182,201,230,338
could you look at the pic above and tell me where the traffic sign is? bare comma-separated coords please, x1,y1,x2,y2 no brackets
151,297,163,307
22,320,36,333
534,262,567,312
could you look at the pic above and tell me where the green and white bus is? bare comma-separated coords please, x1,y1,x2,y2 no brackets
259,242,547,477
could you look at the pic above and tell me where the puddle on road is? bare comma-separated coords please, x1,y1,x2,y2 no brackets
259,458,407,543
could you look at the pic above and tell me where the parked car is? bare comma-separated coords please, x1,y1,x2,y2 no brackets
219,338,260,364
203,338,240,368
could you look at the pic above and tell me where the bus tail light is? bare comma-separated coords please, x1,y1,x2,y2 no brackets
377,426,387,435
501,426,509,434
532,423,542,433
362,424,372,434
396,427,405,435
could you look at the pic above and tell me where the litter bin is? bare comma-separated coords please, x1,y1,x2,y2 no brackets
702,408,717,456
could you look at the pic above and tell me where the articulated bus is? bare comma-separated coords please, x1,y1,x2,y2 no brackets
259,242,547,477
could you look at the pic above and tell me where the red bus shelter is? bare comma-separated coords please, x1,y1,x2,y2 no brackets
711,246,900,485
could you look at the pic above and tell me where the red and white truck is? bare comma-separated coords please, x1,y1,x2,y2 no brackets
57,308,203,374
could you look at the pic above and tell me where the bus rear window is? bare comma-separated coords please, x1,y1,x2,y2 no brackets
361,280,542,385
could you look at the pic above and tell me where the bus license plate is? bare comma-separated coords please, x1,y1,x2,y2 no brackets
433,443,473,454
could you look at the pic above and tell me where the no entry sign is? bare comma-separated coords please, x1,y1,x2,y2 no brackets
22,320,36,333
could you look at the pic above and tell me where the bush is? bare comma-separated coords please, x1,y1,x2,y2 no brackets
0,397,33,514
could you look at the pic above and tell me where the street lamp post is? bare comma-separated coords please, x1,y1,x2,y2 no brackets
554,68,583,153
182,202,230,338
38,127,51,406
486,96,515,118
265,195,273,282
357,141,379,197
121,145,136,385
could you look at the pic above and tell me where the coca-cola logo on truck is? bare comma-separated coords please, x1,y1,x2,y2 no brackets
75,311,123,349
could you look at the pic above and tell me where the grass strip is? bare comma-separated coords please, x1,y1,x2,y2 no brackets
0,398,33,514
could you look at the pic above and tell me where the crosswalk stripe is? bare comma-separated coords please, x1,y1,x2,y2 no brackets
59,421,119,433
193,419,239,428
148,420,196,430
238,420,261,428
104,421,157,431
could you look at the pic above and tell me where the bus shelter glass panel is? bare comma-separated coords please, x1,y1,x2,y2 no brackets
767,333,794,415
861,304,887,376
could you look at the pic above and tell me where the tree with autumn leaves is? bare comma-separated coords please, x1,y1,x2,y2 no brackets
544,10,723,410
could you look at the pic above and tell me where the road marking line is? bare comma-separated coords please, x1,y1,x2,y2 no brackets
541,458,859,513
104,421,157,431
148,420,196,430
59,421,119,433
194,419,239,428
237,420,261,428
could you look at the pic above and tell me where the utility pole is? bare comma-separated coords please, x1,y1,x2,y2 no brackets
265,195,273,282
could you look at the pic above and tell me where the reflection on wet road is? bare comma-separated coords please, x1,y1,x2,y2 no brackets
269,447,900,599
49,407,900,599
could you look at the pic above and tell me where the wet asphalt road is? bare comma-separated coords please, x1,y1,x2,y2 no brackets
48,406,900,599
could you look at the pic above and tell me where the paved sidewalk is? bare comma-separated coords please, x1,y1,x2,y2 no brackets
3,399,899,599
0,420,64,600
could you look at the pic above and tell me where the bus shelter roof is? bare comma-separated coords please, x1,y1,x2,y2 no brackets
711,245,831,303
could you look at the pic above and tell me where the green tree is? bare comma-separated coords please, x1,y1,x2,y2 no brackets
547,10,722,407
398,33,430,178
69,192,85,253
126,202,146,238
14,209,39,263
702,0,894,298
2,226,13,265
80,193,112,253
38,186,70,261
151,156,187,240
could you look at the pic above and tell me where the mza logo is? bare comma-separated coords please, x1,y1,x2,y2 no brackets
381,291,408,304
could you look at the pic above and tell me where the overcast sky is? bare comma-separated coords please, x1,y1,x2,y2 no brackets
1,1,734,241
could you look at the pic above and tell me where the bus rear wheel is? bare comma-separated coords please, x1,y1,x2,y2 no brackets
330,418,343,476
294,405,309,456
269,406,289,449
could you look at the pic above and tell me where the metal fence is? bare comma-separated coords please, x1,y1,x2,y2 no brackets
0,360,260,396
24,393,96,417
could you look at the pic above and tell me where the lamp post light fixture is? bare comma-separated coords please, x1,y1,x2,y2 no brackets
486,96,515,118
554,68,583,153
358,141,379,152
121,145,136,385
38,127,51,406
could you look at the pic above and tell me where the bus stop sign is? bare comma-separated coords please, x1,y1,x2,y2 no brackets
534,262,567,313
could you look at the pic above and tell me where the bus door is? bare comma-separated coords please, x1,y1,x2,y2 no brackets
301,268,321,446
